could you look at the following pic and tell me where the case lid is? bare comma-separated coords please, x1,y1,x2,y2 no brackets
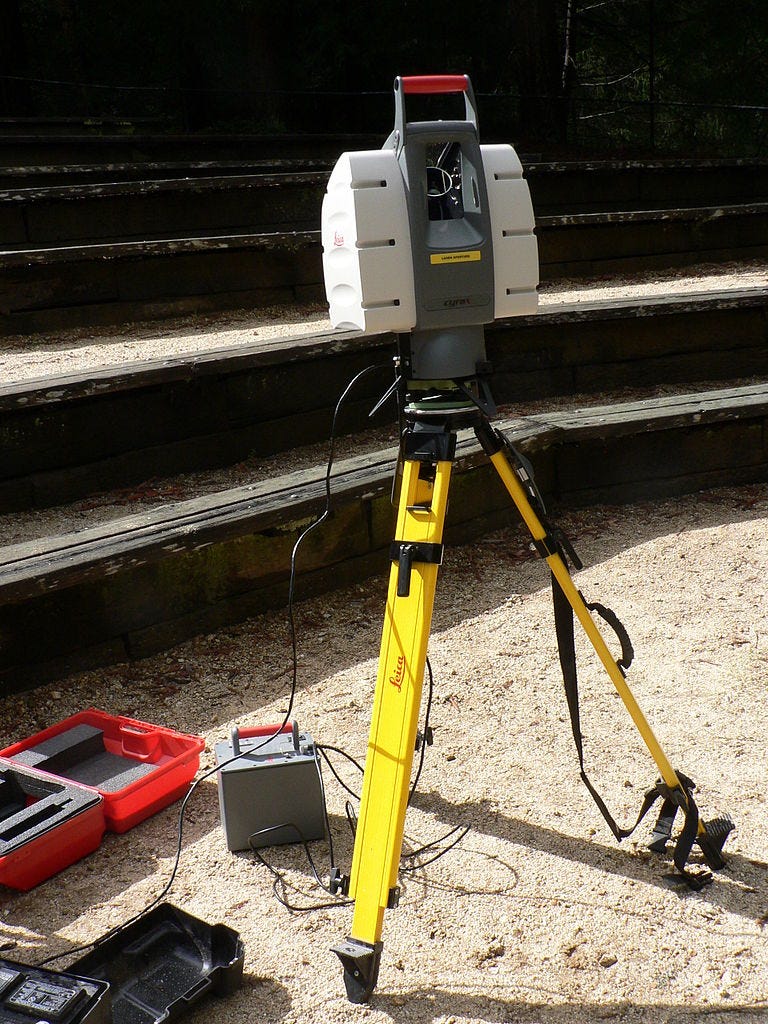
0,759,102,857
71,904,244,1024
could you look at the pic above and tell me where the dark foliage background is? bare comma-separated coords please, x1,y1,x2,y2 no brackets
1,0,766,155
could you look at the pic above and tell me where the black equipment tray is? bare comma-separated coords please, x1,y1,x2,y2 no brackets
0,958,110,1024
70,904,244,1024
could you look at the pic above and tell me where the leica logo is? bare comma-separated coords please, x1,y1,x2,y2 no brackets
444,297,470,307
389,654,406,691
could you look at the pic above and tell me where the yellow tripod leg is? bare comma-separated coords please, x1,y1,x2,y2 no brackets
334,449,452,1002
478,421,732,882
482,431,696,802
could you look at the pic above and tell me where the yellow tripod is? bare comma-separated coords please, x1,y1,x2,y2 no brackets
332,405,732,1003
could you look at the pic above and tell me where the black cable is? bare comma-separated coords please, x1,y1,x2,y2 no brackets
36,364,392,966
408,656,434,803
243,363,393,910
317,744,364,800
315,657,440,883
251,763,349,909
316,651,434,808
246,739,357,910
345,800,358,839
248,824,352,913
286,362,391,706
248,824,325,891
317,743,365,774
312,745,336,874
400,825,471,873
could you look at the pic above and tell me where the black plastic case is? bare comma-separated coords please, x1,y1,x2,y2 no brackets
70,904,244,1024
0,958,110,1024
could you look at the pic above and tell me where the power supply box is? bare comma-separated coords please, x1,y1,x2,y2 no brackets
215,722,325,851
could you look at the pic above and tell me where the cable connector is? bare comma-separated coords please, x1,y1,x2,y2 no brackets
415,726,434,751
329,868,349,897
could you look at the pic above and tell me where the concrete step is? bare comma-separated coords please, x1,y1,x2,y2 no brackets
1,382,766,690
1,287,766,512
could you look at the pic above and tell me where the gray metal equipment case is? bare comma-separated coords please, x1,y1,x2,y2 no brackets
215,722,324,851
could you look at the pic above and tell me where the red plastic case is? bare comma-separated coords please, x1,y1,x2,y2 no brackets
0,759,105,890
0,709,204,833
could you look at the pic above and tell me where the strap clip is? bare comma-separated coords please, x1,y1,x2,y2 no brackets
533,528,583,571
390,541,443,597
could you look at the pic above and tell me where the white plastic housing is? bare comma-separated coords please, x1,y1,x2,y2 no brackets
321,150,417,333
481,143,539,319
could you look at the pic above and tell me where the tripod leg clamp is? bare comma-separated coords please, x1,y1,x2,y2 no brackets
648,795,678,853
390,541,443,597
333,938,383,1004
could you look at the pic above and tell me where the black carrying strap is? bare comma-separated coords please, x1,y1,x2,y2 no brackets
550,573,711,888
505,429,715,884
551,574,653,841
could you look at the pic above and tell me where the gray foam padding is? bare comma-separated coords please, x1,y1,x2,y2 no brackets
0,764,100,854
10,725,156,792
63,752,154,792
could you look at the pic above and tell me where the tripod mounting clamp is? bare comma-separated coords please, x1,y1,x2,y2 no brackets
389,541,443,598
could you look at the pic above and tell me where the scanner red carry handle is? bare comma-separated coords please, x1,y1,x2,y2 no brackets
400,75,468,94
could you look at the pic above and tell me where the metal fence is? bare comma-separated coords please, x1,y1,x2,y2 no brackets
1,74,766,158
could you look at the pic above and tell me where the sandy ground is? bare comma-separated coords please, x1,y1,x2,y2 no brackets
1,262,767,1021
0,483,766,1023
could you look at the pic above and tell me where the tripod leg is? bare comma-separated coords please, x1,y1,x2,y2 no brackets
480,428,683,794
334,450,452,1002
478,422,732,883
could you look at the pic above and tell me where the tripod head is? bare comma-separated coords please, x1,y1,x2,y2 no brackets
321,74,539,419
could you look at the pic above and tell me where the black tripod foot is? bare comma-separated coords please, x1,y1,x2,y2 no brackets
333,938,383,1003
698,815,735,870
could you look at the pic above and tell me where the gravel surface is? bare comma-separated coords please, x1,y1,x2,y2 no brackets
1,484,766,1023
1,263,766,1021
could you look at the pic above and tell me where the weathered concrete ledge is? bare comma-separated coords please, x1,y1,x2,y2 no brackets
2,204,766,334
0,173,326,247
3,157,767,233
0,131,383,168
0,158,328,188
1,383,766,691
524,157,768,212
1,288,766,512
